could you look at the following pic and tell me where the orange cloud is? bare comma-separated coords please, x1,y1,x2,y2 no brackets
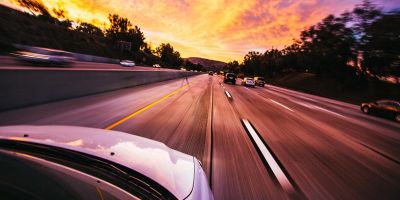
1,0,396,62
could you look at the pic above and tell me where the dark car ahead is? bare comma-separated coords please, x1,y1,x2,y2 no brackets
254,77,265,87
208,71,214,75
224,73,236,84
361,100,400,122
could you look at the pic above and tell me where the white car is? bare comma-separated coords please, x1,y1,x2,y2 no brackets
0,125,213,200
242,77,255,87
153,64,161,68
120,60,135,67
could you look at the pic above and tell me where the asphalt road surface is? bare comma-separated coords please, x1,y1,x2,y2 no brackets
1,74,399,199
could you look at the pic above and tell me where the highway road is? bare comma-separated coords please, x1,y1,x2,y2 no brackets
0,55,177,71
1,74,400,199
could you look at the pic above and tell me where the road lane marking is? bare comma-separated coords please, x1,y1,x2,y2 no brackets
312,105,344,118
269,99,294,112
224,90,232,99
241,119,295,193
204,79,214,186
95,187,105,200
105,83,191,130
292,100,345,118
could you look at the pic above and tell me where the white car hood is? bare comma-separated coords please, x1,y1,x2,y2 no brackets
0,125,195,199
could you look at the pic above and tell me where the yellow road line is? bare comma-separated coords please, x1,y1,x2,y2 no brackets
105,83,191,130
95,187,105,200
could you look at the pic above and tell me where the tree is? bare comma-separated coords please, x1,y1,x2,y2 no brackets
351,0,382,72
263,49,283,77
142,43,154,54
128,26,145,52
16,0,50,16
280,40,307,72
155,43,183,68
362,12,400,76
242,51,263,76
76,22,104,37
225,60,240,74
105,14,145,53
352,0,382,39
106,14,131,41
300,14,355,78
185,60,204,71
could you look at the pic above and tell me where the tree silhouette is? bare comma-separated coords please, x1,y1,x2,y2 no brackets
155,43,183,68
16,0,50,16
76,22,104,37
363,11,400,76
105,14,145,52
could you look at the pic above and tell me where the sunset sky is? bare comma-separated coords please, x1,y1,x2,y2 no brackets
1,0,399,62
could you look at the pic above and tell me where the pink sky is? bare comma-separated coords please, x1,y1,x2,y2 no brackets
1,0,399,61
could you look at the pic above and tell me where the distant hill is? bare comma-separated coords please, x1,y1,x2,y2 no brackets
185,57,226,71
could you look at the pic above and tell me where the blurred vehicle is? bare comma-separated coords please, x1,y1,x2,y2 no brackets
242,77,255,87
361,100,400,122
254,77,265,87
13,50,74,66
119,60,135,67
0,125,214,200
223,73,236,84
208,71,214,76
153,64,161,68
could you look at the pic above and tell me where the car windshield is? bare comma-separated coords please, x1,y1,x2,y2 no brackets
257,77,265,81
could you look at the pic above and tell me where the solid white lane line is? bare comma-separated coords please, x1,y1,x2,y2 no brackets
242,119,295,193
312,105,345,118
291,100,345,118
269,99,294,112
225,90,232,98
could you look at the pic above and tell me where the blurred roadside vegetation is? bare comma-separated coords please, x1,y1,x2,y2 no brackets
0,0,202,70
223,0,399,104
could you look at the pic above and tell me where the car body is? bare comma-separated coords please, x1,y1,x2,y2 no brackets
208,71,213,76
254,77,265,87
0,125,213,200
223,73,236,84
119,60,135,67
13,50,74,66
153,64,161,68
360,100,400,122
242,77,255,87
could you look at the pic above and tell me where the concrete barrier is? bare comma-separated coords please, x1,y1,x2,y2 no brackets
0,69,200,111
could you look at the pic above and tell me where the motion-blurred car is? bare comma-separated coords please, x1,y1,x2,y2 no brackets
360,100,400,122
119,60,135,67
223,73,236,84
13,50,74,66
208,71,214,76
254,77,265,87
153,64,161,68
0,125,214,200
242,77,255,87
